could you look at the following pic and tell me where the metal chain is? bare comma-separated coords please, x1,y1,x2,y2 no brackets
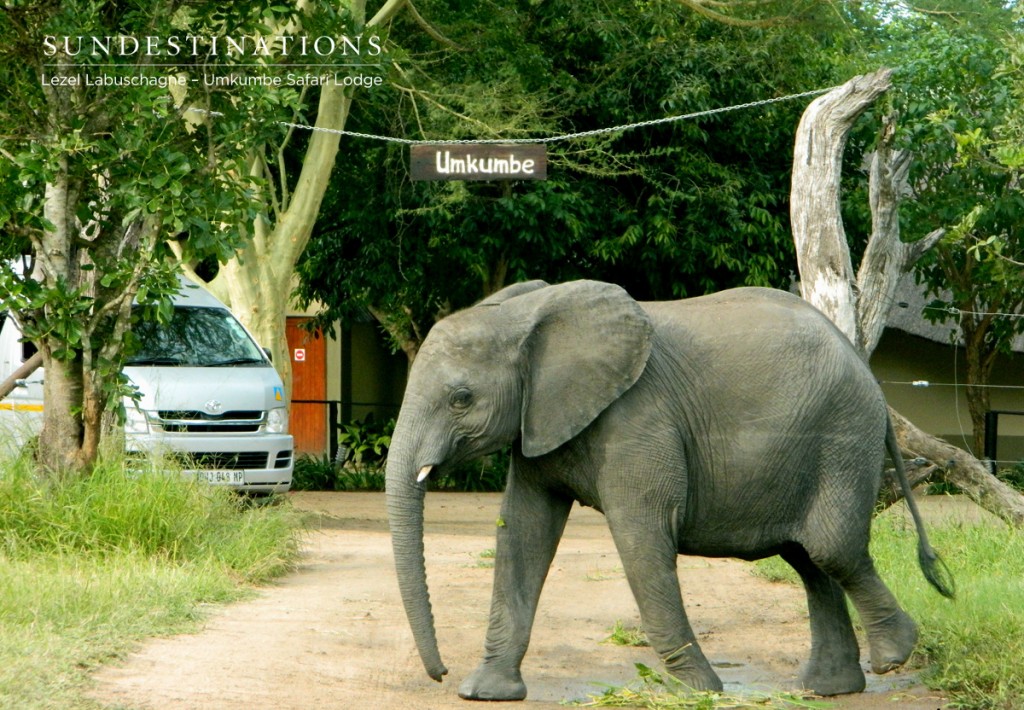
260,85,841,145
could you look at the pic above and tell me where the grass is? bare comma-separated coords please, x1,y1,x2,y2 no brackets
870,511,1024,710
579,663,831,709
749,504,1024,710
0,453,302,709
470,547,496,568
604,620,650,647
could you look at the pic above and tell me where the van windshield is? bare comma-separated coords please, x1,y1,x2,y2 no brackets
126,306,268,367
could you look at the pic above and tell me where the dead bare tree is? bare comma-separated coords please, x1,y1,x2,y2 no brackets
790,68,1024,526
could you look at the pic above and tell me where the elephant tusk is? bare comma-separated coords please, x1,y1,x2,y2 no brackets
416,465,434,483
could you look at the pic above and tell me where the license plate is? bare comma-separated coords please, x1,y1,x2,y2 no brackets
199,470,245,485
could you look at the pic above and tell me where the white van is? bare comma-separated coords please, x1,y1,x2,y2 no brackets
0,277,293,494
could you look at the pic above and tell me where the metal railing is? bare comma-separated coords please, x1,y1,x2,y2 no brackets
291,399,399,460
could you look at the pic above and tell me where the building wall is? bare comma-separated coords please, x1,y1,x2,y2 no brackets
347,322,406,424
871,329,1024,466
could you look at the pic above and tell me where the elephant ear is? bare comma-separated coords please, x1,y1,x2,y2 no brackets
503,280,653,458
475,280,550,307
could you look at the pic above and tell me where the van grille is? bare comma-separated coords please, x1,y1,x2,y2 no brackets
175,452,270,470
155,410,264,433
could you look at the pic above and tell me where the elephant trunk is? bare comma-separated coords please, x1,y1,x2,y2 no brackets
386,436,449,683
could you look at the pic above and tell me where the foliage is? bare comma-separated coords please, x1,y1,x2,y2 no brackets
291,419,507,492
997,460,1024,493
296,0,853,357
337,414,394,469
755,505,1024,709
846,6,1024,454
292,415,393,491
0,451,302,708
431,448,510,492
291,453,341,491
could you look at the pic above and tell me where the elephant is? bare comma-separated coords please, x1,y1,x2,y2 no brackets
385,279,953,701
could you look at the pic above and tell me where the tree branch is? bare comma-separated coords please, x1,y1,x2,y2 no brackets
0,351,43,402
367,0,409,28
405,0,462,49
672,0,788,26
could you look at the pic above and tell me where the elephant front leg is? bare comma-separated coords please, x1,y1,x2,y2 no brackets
607,517,723,693
458,477,572,701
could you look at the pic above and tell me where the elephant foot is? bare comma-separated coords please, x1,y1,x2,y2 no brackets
867,610,918,675
663,647,724,693
800,658,865,696
458,662,527,701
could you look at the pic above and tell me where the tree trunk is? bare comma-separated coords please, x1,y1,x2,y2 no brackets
37,349,86,472
204,0,418,404
791,70,891,343
791,69,1024,526
961,313,997,457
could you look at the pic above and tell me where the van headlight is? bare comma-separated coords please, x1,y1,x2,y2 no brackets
266,407,288,433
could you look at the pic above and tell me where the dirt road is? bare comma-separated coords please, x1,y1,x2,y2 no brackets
90,492,953,709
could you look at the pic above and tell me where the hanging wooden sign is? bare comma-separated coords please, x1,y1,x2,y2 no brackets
410,144,547,181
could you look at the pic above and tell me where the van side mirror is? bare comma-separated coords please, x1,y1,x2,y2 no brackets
262,347,273,363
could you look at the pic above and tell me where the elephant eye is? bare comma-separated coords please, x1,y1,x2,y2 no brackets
449,387,473,410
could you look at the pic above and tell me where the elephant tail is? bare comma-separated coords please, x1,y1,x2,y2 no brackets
885,416,956,599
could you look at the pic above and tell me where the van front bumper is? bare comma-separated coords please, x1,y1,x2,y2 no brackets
126,433,294,494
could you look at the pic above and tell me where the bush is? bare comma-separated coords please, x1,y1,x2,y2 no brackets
291,453,340,491
997,459,1024,492
334,415,510,491
336,414,393,470
293,416,510,492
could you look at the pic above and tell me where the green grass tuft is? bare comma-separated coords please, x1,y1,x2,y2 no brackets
603,620,650,647
0,453,302,708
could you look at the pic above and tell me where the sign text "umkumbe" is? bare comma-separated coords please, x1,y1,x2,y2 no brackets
410,144,547,181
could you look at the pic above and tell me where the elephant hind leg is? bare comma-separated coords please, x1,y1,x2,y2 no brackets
780,545,864,695
804,544,918,675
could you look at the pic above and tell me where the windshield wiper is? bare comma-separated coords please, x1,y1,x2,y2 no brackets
126,357,188,366
207,357,266,367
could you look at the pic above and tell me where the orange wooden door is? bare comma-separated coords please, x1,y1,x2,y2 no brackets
286,318,327,455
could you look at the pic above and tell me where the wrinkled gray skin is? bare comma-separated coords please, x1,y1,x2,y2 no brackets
386,280,953,701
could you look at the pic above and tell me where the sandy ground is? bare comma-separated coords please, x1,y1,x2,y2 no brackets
89,492,973,709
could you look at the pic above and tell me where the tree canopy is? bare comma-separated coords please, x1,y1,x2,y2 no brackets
296,0,856,358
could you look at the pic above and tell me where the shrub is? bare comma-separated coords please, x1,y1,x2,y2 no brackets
291,453,339,491
336,414,394,470
997,459,1024,492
